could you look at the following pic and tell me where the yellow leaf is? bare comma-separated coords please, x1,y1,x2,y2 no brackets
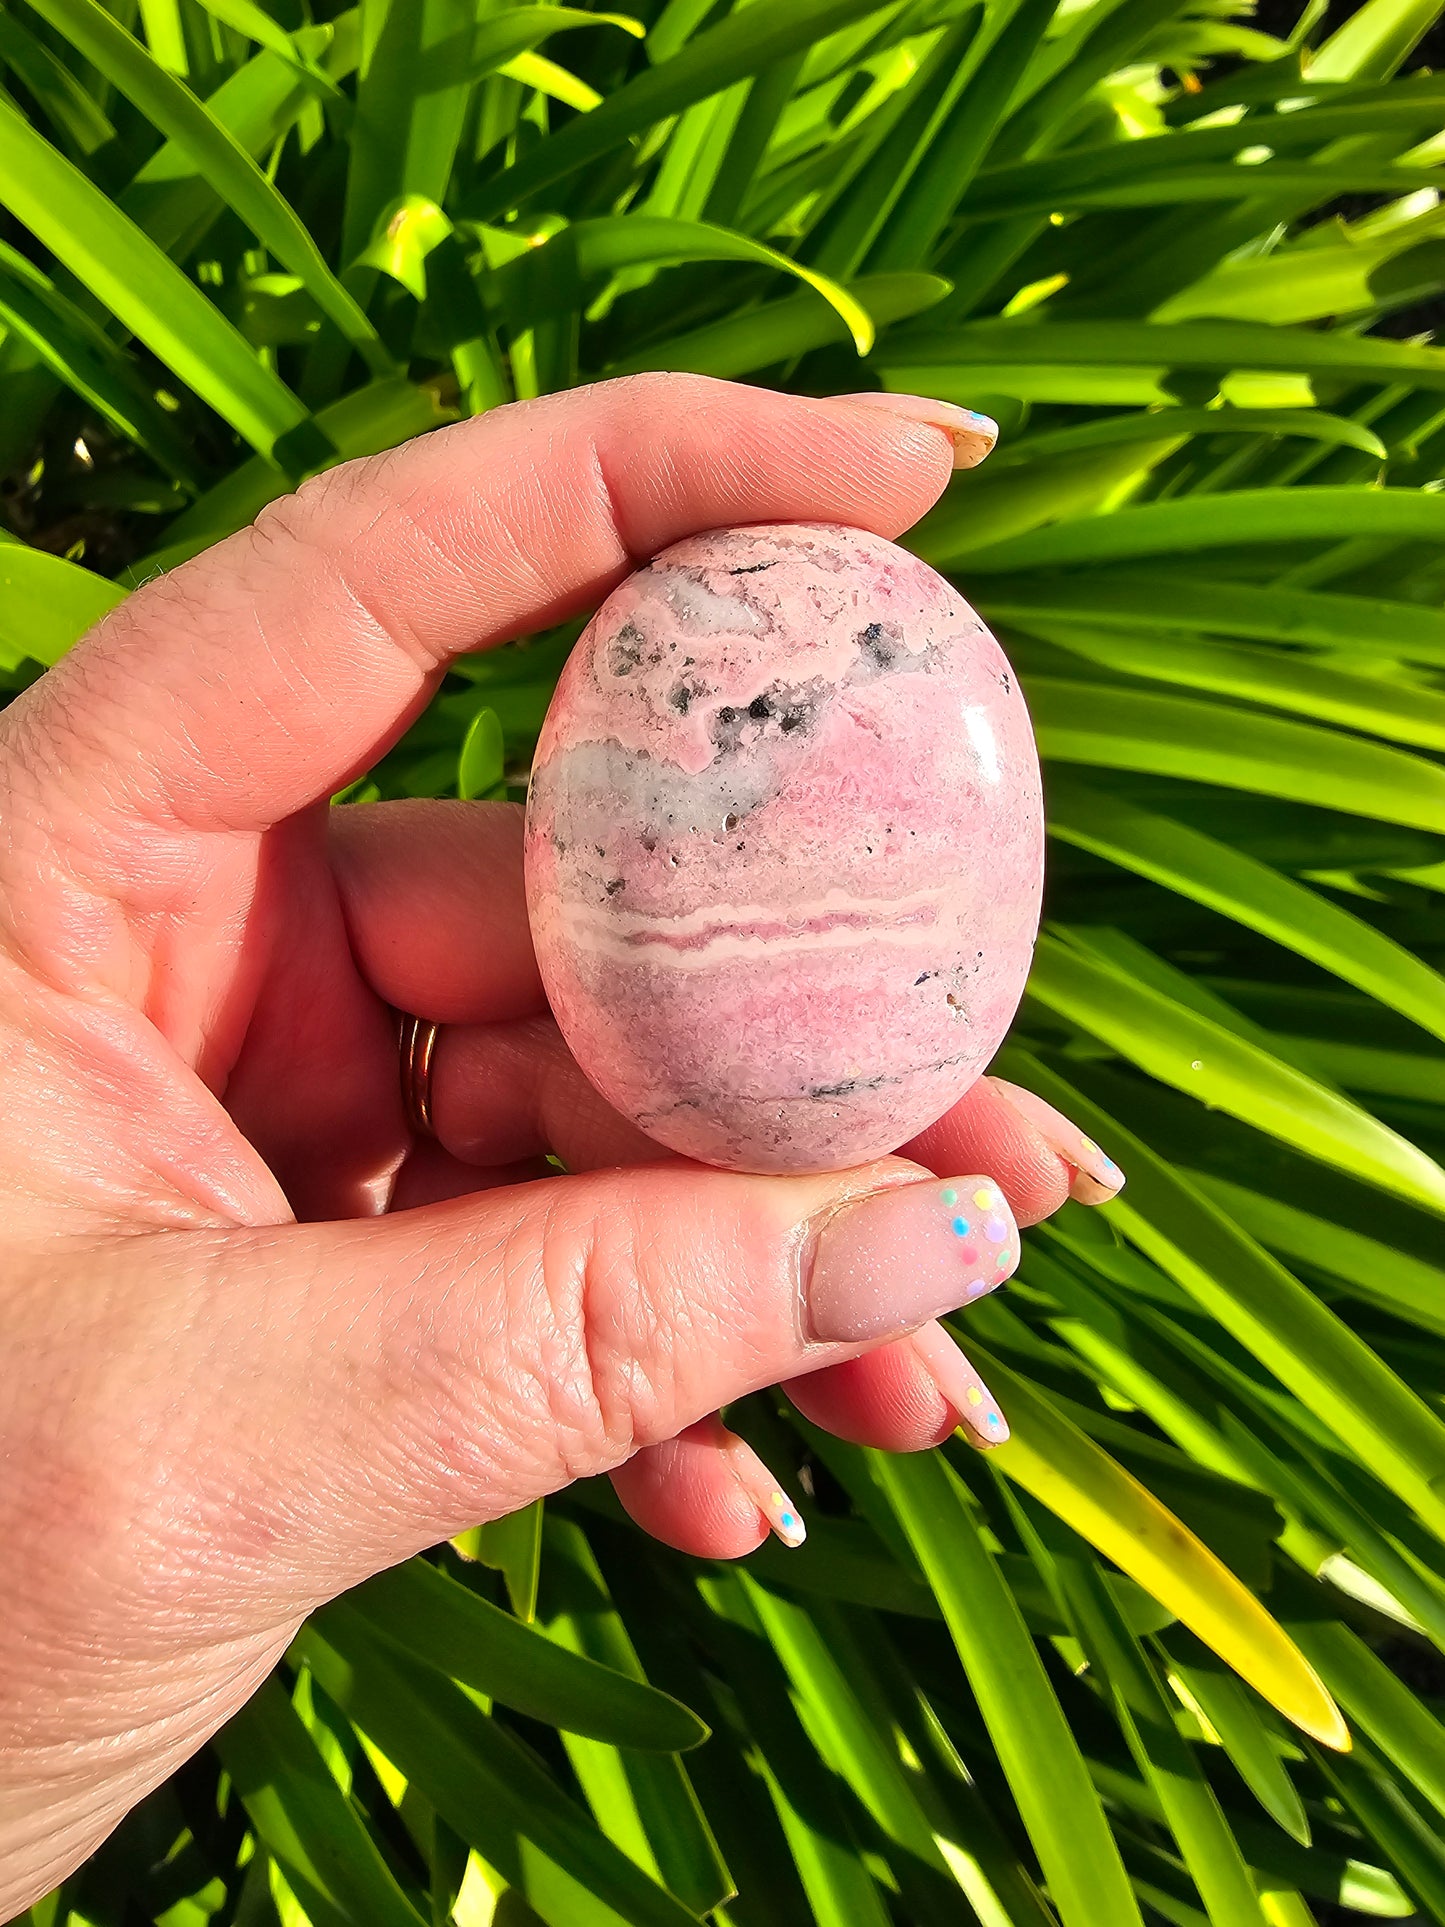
973,1345,1351,1750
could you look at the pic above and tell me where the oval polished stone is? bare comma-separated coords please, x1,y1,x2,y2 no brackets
523,522,1044,1173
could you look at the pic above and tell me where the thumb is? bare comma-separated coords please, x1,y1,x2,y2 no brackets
104,1159,1020,1615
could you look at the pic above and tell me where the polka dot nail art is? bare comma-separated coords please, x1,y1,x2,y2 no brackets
806,1171,1022,1343
941,1177,1020,1302
720,1428,809,1549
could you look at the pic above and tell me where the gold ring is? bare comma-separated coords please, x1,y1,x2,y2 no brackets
397,1011,440,1138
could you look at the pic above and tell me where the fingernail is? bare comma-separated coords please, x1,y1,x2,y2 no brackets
720,1432,807,1549
833,391,999,469
806,1176,1020,1343
911,1321,1010,1448
989,1078,1124,1205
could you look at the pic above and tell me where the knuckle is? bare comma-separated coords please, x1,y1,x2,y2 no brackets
546,1190,701,1466
491,1188,696,1483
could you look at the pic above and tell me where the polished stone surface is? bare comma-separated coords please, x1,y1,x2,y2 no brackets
524,523,1043,1173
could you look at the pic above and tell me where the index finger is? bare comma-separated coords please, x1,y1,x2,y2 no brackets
9,375,959,840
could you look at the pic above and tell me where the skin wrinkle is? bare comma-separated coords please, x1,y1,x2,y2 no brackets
533,1194,621,1489
5,1630,290,1886
586,429,650,578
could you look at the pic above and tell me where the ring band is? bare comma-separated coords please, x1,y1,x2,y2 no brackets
397,1011,440,1138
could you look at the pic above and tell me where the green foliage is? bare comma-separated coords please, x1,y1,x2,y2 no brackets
6,0,1445,1921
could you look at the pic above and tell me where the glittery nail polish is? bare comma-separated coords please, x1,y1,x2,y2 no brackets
805,1176,1021,1344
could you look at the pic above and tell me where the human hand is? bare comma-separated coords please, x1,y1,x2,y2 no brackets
0,374,1121,1910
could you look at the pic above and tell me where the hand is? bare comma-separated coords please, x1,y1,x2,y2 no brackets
0,374,1121,1910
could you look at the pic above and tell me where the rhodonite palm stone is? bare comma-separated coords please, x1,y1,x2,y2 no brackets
523,522,1044,1173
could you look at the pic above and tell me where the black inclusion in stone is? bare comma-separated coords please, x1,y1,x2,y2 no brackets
608,622,649,676
711,679,828,754
856,621,904,672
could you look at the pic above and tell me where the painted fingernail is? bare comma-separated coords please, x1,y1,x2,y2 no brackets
805,1176,1020,1344
720,1432,807,1549
833,391,999,469
989,1078,1125,1205
911,1321,1010,1449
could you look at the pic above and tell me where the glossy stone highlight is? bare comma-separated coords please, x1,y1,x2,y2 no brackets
523,523,1043,1173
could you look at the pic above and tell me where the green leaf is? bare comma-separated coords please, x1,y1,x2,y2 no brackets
188,0,341,96
993,407,1388,464
124,20,359,258
414,8,643,94
947,486,1445,570
996,1048,1445,1546
462,1493,542,1612
1026,620,1445,754
608,271,947,378
1160,1628,1313,1847
886,318,1445,391
873,1446,1147,1927
1272,1567,1445,1824
0,239,200,485
344,4,643,261
740,1577,968,1924
0,543,125,670
0,90,320,463
1158,227,1445,327
490,214,876,353
1025,679,1445,837
467,0,899,221
544,1519,733,1917
330,1558,708,1752
1318,1746,1445,1919
356,194,455,301
1197,1173,1445,1337
1046,775,1445,1047
962,96,1445,216
1028,932,1445,1212
299,1613,705,1927
503,49,604,114
695,1572,894,1927
0,7,113,154
20,0,391,377
136,0,185,74
918,441,1180,557
1020,1501,1272,1927
215,1675,430,1927
874,0,1083,265
977,571,1445,668
1311,0,1445,78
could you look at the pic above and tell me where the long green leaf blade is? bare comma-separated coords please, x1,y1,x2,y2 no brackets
0,89,319,461
216,1674,431,1927
335,1557,708,1752
20,0,390,375
468,0,897,220
873,1446,1146,1927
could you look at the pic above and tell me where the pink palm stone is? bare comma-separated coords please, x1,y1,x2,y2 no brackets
523,522,1043,1174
